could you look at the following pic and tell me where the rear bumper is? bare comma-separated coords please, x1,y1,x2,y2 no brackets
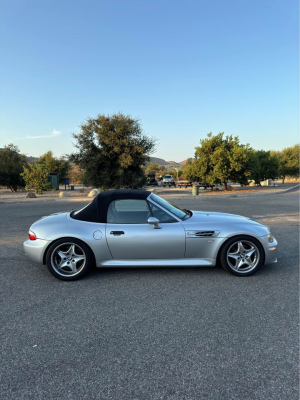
23,239,51,264
260,235,278,265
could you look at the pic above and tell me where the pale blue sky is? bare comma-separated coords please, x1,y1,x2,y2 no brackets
0,0,298,162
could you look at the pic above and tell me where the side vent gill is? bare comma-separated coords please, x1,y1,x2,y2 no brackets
186,230,220,238
195,231,215,237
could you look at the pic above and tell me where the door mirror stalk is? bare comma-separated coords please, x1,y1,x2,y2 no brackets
147,217,161,229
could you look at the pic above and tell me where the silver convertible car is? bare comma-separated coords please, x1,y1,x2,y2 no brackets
23,189,278,280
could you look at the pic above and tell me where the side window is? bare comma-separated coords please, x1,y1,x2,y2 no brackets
107,200,150,224
148,202,177,223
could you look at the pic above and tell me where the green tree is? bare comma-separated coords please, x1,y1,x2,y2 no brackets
70,113,156,189
38,151,70,184
249,150,279,185
21,163,52,194
0,144,26,192
191,133,252,190
145,162,161,175
271,145,299,183
182,158,201,181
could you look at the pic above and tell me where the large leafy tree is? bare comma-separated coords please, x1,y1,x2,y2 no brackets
182,158,201,181
144,162,161,175
70,113,156,189
249,150,279,185
38,151,70,184
271,145,299,183
21,163,52,194
0,144,27,192
191,133,252,189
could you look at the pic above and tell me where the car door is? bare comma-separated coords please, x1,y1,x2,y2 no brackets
106,199,185,259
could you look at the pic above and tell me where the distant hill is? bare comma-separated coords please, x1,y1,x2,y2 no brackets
149,157,181,166
149,157,171,166
166,160,181,166
25,155,39,163
178,159,188,165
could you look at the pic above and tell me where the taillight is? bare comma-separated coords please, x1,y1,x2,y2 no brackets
29,231,36,240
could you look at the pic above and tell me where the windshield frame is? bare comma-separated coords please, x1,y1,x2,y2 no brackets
148,193,190,221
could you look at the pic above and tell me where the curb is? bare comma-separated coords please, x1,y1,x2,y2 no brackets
152,183,300,200
0,184,299,204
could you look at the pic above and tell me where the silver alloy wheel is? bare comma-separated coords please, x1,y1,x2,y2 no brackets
226,240,260,273
50,242,86,277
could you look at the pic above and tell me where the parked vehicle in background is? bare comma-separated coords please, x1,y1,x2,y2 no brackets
162,175,176,187
146,173,159,186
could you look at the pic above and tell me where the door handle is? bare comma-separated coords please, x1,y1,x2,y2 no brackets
110,231,125,235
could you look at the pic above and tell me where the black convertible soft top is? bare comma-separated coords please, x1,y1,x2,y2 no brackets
71,189,151,223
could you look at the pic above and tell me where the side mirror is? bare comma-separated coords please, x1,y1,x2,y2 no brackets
147,216,161,229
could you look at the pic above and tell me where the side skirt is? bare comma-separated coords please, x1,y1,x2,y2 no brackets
97,259,216,267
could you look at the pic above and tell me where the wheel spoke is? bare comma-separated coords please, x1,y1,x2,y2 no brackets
237,242,247,254
69,244,77,256
57,260,69,270
236,259,245,270
57,250,68,260
228,253,240,260
73,255,85,263
71,262,78,273
245,258,254,268
246,248,256,258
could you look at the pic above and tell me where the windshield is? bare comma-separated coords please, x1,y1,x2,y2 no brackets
149,194,189,220
164,176,172,179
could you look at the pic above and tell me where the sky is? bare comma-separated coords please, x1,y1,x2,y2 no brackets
0,0,298,162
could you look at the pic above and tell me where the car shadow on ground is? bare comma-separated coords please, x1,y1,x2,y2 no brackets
85,262,279,281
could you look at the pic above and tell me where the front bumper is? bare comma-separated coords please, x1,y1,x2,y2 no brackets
260,235,278,265
23,239,51,264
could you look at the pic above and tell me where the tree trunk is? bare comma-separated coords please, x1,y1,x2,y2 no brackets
282,177,285,184
224,182,228,190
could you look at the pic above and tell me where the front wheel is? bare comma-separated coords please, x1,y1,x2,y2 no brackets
219,235,264,276
46,238,92,281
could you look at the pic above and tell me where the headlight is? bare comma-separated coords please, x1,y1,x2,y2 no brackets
268,233,274,243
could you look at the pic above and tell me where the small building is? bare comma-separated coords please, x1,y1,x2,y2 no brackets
48,173,59,190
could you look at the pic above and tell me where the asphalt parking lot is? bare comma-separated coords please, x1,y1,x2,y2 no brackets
1,190,299,400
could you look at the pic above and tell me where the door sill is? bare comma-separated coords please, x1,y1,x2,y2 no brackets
97,259,216,267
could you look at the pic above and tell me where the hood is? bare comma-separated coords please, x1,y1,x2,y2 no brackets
183,210,268,237
190,210,250,221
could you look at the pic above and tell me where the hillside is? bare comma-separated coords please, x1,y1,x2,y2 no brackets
149,157,183,166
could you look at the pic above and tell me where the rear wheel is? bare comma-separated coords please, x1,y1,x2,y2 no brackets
220,235,264,276
46,238,92,281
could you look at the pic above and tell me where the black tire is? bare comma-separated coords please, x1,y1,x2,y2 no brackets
219,235,264,276
46,238,93,281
